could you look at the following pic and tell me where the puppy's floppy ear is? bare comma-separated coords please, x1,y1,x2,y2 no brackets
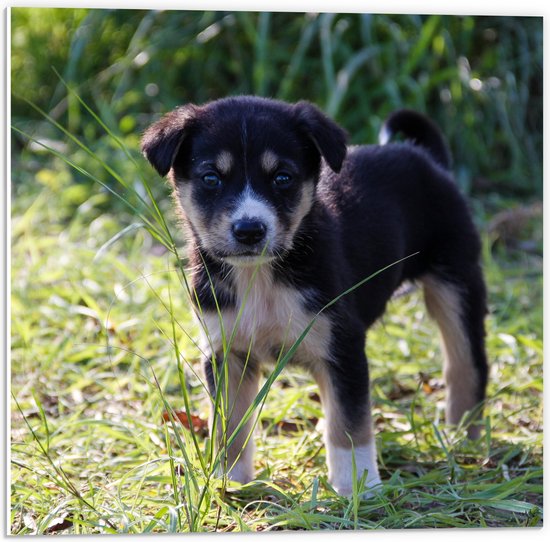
293,101,348,173
141,104,199,177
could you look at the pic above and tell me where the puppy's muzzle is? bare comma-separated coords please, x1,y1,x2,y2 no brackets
231,219,267,246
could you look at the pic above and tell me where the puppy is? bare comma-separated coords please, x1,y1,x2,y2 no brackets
141,96,488,496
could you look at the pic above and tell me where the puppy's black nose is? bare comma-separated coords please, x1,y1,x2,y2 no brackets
232,220,267,245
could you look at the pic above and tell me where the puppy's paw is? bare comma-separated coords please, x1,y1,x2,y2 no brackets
226,459,254,485
327,443,381,498
332,473,382,498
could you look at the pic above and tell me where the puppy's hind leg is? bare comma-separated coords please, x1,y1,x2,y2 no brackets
422,269,488,439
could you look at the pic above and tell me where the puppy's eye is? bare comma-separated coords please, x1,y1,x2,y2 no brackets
273,172,293,188
202,173,222,189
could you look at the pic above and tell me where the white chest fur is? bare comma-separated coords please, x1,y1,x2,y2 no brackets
198,265,332,366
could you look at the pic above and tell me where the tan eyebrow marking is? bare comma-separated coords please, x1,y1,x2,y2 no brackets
260,150,279,174
215,150,233,175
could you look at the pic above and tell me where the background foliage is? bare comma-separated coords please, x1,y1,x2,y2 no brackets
10,8,543,534
12,9,543,198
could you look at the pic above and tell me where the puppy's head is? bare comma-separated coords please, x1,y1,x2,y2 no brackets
141,96,347,266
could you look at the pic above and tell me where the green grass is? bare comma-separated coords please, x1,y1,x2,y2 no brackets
10,165,543,532
10,9,542,533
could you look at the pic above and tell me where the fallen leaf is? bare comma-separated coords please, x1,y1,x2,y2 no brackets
422,382,434,394
419,372,444,394
308,392,321,403
277,420,300,433
45,516,73,534
162,410,209,436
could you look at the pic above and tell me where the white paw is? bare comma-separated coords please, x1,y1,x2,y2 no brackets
332,473,382,498
327,443,382,498
225,458,254,485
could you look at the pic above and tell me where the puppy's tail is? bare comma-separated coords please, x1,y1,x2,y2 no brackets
379,109,452,170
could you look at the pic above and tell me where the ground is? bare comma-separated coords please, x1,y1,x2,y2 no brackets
10,177,543,533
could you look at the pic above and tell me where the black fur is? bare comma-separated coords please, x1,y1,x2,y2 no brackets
380,108,452,170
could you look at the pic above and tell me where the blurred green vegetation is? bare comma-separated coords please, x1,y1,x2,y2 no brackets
11,9,542,200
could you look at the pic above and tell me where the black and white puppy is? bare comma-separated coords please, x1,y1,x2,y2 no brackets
141,96,488,496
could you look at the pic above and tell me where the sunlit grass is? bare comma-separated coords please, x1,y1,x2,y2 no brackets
10,176,543,532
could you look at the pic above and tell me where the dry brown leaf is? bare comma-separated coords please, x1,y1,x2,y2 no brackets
162,410,209,436
45,516,73,534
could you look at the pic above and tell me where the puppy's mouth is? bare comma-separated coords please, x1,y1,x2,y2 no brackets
222,253,277,267
214,245,278,267
196,230,282,266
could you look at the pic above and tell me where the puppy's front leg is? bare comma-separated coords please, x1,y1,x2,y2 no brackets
204,352,259,484
314,353,381,497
